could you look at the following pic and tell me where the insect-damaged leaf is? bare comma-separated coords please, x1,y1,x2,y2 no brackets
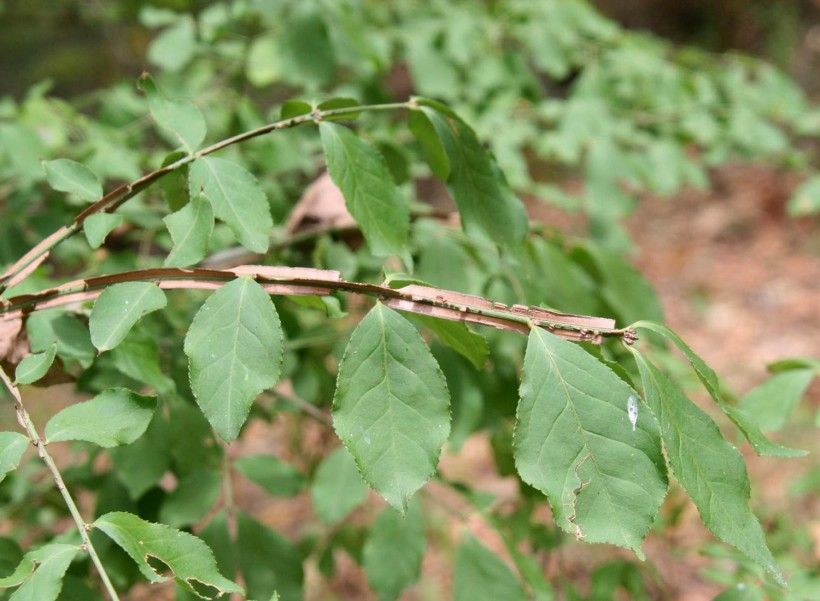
45,388,157,447
319,121,409,256
416,101,528,247
189,156,273,253
333,303,450,511
184,277,284,441
94,512,243,599
89,282,167,352
630,350,784,585
513,328,667,555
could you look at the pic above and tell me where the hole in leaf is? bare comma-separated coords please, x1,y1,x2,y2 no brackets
188,578,220,599
145,555,173,578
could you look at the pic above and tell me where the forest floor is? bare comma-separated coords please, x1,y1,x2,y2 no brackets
248,163,820,601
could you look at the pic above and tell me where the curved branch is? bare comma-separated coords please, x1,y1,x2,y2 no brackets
0,101,413,294
0,265,632,344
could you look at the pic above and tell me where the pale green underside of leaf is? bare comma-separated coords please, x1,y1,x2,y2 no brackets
184,277,284,441
164,196,214,267
14,344,56,385
94,512,243,599
189,156,272,253
632,321,806,457
419,105,528,247
44,388,157,447
319,121,408,256
90,282,167,352
333,303,450,511
83,213,124,249
0,431,29,484
631,350,783,585
0,543,78,601
513,328,667,555
42,158,102,201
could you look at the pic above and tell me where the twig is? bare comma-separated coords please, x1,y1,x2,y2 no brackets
0,367,120,601
0,101,413,295
0,266,632,344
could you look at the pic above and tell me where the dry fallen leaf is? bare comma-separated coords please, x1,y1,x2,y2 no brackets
286,172,355,233
0,318,23,361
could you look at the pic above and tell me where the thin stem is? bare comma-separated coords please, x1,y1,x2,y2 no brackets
0,367,120,601
0,101,414,294
0,265,630,344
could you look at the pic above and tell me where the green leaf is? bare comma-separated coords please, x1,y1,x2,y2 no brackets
159,469,221,528
409,314,489,370
246,34,282,87
417,104,528,247
111,331,175,394
333,303,450,510
453,535,526,601
513,328,667,555
788,174,820,216
14,344,56,385
164,196,214,267
147,17,196,72
89,282,167,352
0,432,28,484
319,122,409,256
630,350,783,585
199,512,235,581
83,213,123,249
184,277,284,441
712,584,765,601
109,413,170,499
42,159,103,202
740,369,815,432
310,447,367,525
363,500,425,601
235,455,305,497
578,246,664,326
94,512,242,599
407,109,449,180
140,73,206,153
279,100,312,120
0,543,78,601
26,312,95,368
189,157,273,253
632,321,806,457
237,512,303,601
45,388,157,447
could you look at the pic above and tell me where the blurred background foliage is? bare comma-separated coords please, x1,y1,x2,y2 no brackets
0,0,818,258
0,1,817,600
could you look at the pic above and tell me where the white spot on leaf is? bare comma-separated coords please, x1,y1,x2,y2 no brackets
627,395,639,431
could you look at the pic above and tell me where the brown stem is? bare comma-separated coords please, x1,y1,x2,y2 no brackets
0,102,412,294
0,265,631,344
